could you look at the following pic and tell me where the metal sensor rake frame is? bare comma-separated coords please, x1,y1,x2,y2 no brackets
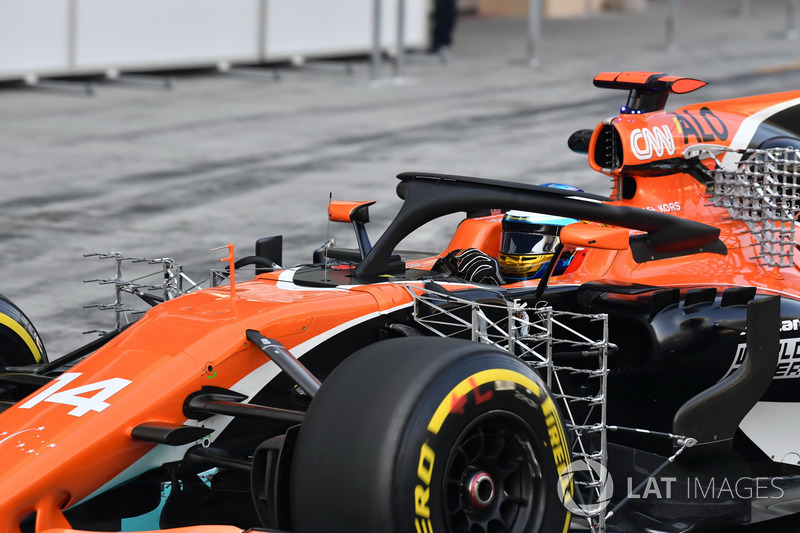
83,253,200,334
702,146,800,269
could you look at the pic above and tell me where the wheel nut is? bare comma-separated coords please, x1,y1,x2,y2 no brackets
467,471,495,508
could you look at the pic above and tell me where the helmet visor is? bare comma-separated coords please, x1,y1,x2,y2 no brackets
498,252,552,279
500,231,560,256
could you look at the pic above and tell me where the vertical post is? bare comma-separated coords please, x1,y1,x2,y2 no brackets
370,0,383,80
393,0,406,78
666,0,680,51
788,0,800,40
598,313,609,533
527,0,542,67
68,0,78,69
738,0,750,18
257,0,267,62
545,309,553,389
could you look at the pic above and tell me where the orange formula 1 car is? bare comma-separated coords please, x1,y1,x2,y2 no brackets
2,71,800,533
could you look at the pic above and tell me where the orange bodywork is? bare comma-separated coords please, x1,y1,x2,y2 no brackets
560,82,800,297
590,90,800,177
0,278,413,532
443,214,504,257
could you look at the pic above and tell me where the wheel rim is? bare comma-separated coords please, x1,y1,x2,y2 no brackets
444,412,544,533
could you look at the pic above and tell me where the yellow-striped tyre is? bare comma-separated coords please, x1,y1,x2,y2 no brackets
0,293,47,366
290,337,570,533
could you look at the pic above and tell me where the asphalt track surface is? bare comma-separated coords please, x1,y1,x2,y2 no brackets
2,1,800,530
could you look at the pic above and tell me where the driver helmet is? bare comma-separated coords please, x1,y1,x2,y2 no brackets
496,182,585,282
498,211,579,281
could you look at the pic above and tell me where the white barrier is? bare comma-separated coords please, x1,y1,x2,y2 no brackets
75,0,261,70
262,0,427,61
0,0,429,82
0,0,70,80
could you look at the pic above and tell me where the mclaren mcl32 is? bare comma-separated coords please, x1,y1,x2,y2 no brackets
2,72,800,533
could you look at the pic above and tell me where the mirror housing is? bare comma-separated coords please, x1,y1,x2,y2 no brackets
560,223,629,250
328,201,375,223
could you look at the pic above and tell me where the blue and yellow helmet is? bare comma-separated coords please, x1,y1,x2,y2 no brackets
498,211,578,281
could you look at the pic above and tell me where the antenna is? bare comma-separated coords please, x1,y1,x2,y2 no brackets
324,192,332,282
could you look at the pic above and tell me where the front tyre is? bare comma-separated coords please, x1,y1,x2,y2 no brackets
290,337,571,533
0,293,47,366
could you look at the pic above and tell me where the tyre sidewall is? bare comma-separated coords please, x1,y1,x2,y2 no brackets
394,351,571,533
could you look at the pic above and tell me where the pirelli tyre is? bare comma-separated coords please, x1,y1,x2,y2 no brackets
290,337,571,533
0,293,47,366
